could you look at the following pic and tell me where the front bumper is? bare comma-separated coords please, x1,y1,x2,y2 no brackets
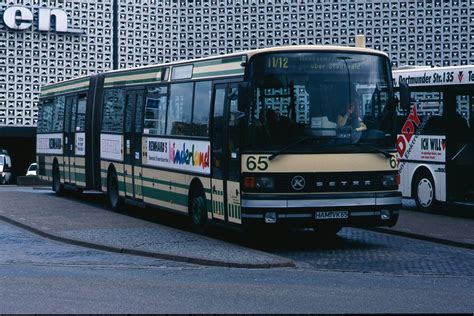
240,191,401,228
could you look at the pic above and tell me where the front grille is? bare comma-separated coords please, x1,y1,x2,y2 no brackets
243,171,396,193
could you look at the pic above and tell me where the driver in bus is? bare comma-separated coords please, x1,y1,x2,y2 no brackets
337,88,367,132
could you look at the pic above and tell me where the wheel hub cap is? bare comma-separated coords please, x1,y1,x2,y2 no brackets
418,178,433,207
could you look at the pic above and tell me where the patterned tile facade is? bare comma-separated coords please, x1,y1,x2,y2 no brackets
1,0,473,128
0,0,113,128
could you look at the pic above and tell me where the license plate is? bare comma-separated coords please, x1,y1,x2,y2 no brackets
315,211,349,219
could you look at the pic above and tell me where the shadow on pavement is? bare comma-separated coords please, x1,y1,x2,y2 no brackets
52,189,380,253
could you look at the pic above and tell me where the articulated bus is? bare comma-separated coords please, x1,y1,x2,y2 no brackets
37,45,401,234
394,65,474,210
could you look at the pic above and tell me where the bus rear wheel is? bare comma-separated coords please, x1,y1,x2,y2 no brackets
190,192,208,234
107,170,122,212
52,162,64,195
414,171,436,211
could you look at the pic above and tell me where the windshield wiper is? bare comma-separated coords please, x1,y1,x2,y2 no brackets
324,141,393,159
268,138,393,161
268,136,316,161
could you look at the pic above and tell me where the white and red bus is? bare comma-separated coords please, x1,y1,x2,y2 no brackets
394,65,474,210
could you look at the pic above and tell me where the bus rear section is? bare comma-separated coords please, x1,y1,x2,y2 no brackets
36,75,103,192
238,49,401,230
394,66,474,210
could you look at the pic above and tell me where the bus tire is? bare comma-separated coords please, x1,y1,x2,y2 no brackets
413,170,437,211
189,190,208,234
52,161,64,195
107,169,122,212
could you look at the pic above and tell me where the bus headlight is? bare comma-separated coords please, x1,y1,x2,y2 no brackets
244,176,274,190
256,177,275,190
382,174,398,187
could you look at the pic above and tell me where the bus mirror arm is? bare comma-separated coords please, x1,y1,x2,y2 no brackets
237,82,249,112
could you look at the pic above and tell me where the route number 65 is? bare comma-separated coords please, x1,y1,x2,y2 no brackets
246,156,269,171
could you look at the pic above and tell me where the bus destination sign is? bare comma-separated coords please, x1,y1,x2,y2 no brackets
394,66,474,87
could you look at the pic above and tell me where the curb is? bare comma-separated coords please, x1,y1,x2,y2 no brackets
0,214,296,269
370,227,474,250
16,176,50,186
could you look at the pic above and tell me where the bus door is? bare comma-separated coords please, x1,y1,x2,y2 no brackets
447,93,474,199
63,95,77,184
123,90,144,201
211,83,242,224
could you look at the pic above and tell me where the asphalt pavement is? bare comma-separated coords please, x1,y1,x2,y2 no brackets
0,186,472,268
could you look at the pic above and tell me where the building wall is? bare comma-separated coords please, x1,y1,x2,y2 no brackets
0,0,113,128
1,0,473,129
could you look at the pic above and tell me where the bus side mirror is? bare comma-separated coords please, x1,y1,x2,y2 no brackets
399,82,410,111
237,82,249,112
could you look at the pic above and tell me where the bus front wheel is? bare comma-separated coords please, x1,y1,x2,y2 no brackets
414,171,436,211
107,170,122,212
190,192,208,234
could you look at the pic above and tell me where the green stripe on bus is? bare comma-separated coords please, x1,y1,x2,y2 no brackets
194,56,244,68
193,69,244,79
103,77,162,88
41,77,90,92
41,86,89,97
142,186,188,207
105,67,162,79
142,176,188,190
101,169,212,194
74,173,86,182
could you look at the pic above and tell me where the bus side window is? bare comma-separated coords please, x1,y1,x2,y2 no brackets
470,95,474,133
144,86,168,135
454,95,470,140
192,81,212,137
76,94,87,132
167,82,193,136
410,91,444,135
135,90,144,133
102,88,125,133
65,95,77,133
228,87,241,181
37,98,55,133
52,96,65,132
212,87,226,176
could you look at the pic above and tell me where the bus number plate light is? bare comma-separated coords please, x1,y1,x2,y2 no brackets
265,212,277,224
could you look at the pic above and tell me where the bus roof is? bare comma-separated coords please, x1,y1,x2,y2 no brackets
41,45,388,94
393,65,474,88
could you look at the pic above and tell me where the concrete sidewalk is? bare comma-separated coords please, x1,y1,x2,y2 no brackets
0,187,294,268
375,201,474,249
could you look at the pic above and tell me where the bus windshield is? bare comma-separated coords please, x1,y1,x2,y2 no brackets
244,52,394,152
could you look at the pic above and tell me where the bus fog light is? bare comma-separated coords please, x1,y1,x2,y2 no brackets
265,212,277,224
383,174,396,187
381,209,391,220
